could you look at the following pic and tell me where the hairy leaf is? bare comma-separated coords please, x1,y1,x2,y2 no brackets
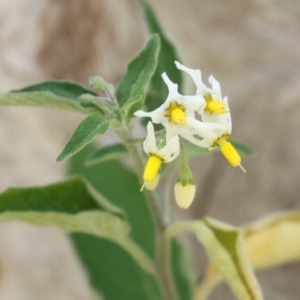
141,0,182,115
57,112,112,162
0,81,98,113
116,35,160,112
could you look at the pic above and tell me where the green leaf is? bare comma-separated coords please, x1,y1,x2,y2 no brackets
70,145,193,300
70,146,162,299
0,177,155,275
116,35,160,111
197,218,263,300
141,1,182,116
73,235,161,300
70,145,155,257
0,81,98,114
57,112,112,162
0,210,154,275
231,140,254,156
0,176,122,216
166,219,264,300
120,95,143,118
86,143,128,166
244,211,300,270
0,210,129,242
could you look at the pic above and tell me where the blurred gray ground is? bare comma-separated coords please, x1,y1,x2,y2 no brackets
0,0,300,299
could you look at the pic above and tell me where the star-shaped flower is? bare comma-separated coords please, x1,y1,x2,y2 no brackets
142,122,180,189
134,72,204,140
175,61,229,121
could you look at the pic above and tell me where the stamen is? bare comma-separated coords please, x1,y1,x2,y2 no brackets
164,101,186,124
238,164,247,173
171,108,186,124
204,94,227,114
206,101,228,114
143,155,163,182
140,182,146,192
219,141,241,167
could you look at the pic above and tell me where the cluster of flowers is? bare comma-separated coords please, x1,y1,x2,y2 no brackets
134,61,244,209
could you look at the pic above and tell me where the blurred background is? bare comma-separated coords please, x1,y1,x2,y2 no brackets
0,0,300,299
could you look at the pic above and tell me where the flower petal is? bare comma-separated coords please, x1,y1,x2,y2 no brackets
175,61,206,94
143,122,158,154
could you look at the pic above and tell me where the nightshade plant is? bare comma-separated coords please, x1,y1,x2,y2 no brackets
1,2,300,300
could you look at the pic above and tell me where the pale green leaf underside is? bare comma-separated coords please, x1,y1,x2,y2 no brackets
0,211,154,274
86,143,128,166
116,34,160,108
0,81,99,114
244,211,300,270
0,92,97,114
57,112,112,162
198,218,263,300
166,219,263,300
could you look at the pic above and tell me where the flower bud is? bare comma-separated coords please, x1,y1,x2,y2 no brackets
80,93,96,104
174,182,196,209
89,76,107,91
174,144,196,209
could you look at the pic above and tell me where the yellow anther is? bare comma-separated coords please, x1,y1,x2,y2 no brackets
164,101,186,124
220,141,241,167
171,108,186,124
143,155,163,182
205,101,227,114
204,94,227,114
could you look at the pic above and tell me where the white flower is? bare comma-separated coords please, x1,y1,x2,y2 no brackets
174,61,244,171
134,72,205,140
142,122,180,189
175,61,230,128
182,119,244,171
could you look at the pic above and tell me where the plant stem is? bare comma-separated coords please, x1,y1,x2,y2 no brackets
117,125,179,300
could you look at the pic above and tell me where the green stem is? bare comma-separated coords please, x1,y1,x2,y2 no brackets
117,125,179,300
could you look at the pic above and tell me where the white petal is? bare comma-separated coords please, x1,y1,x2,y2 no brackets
161,72,179,97
135,108,167,125
158,134,180,162
186,117,225,141
174,61,206,95
182,95,205,113
134,110,150,118
143,122,158,154
208,75,222,97
181,133,212,148
223,96,232,133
